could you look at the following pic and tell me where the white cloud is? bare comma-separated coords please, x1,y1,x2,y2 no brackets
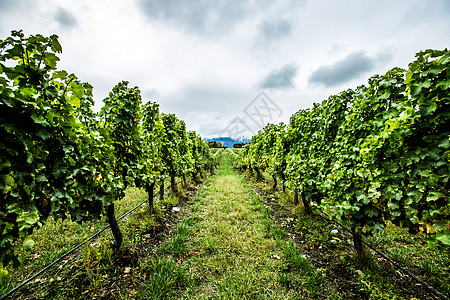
1,0,449,138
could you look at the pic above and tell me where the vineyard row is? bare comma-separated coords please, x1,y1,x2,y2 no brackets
241,49,450,255
0,30,218,275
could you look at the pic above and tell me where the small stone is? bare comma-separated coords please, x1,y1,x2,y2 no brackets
172,207,180,212
330,229,339,235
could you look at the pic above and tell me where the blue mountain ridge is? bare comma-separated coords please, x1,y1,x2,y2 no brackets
203,137,250,148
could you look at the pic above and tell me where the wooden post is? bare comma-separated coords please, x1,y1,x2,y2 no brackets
171,173,176,192
272,176,278,190
294,189,299,204
160,183,165,201
147,182,155,214
106,204,122,252
302,191,312,214
351,227,369,261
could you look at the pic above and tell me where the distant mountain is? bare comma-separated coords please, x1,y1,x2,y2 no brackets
203,137,250,148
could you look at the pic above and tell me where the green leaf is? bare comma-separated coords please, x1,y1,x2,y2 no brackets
67,155,76,167
45,86,58,99
50,35,62,53
31,114,49,126
356,193,370,204
433,221,449,231
436,79,450,90
0,263,8,282
370,223,384,233
68,97,81,107
1,174,14,194
17,211,39,225
36,174,48,182
53,70,68,79
422,102,437,115
387,201,399,210
436,229,450,246
364,207,378,218
22,236,35,251
21,87,36,97
427,235,438,248
35,129,52,140
2,174,14,186
426,191,445,202
70,82,85,98
44,52,60,69
125,176,134,185
438,138,449,149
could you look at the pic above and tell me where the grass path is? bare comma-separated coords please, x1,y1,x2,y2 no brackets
182,166,287,298
135,150,450,299
171,151,327,299
5,150,448,299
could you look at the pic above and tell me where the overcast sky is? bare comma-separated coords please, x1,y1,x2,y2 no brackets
1,0,449,138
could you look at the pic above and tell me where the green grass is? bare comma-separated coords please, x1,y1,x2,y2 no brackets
138,257,188,300
242,165,450,299
170,150,331,299
158,219,193,259
366,221,450,295
0,175,199,299
4,149,449,299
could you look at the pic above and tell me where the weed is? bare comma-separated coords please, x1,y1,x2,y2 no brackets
157,217,193,259
262,219,286,241
201,236,218,254
282,241,313,274
138,258,188,299
215,270,263,299
163,193,180,209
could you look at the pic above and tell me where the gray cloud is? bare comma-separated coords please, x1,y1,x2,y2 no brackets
138,0,279,36
259,18,292,41
260,63,299,90
55,7,77,29
0,0,12,11
0,0,35,36
309,50,393,87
